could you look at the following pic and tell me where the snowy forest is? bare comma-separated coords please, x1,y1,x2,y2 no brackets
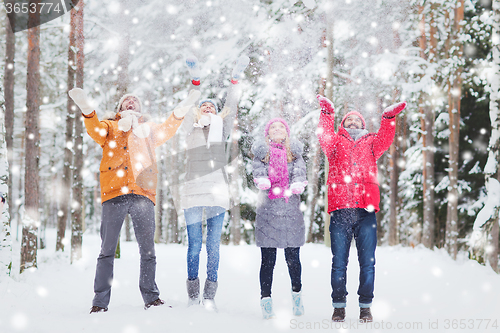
1,0,500,278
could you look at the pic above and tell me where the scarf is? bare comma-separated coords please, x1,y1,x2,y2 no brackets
118,110,151,138
345,128,368,141
268,141,289,202
193,114,224,148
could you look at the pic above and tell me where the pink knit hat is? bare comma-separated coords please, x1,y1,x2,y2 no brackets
341,111,366,129
264,118,290,137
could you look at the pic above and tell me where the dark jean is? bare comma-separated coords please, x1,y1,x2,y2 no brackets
260,247,302,298
93,194,159,308
184,206,225,282
329,208,377,308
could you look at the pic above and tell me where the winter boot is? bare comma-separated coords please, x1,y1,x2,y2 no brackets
202,279,218,312
89,306,108,314
260,297,276,319
186,278,200,306
144,298,165,310
291,290,304,316
185,55,201,86
359,307,373,323
331,308,346,322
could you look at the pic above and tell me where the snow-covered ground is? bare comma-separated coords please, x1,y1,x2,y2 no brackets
1,229,499,333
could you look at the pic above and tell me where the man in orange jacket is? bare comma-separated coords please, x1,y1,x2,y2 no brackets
69,88,200,313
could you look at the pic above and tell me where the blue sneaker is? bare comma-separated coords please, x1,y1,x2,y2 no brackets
291,290,304,316
260,297,276,319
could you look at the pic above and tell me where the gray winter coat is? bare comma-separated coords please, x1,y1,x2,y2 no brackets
180,85,238,210
251,139,307,248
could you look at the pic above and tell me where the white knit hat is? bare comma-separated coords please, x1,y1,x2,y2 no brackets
116,93,143,113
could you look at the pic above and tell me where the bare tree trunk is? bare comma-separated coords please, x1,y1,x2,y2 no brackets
56,7,77,252
155,155,165,243
71,1,85,263
445,0,464,260
4,8,15,229
0,97,13,276
116,23,130,97
21,1,41,273
169,135,179,243
419,2,437,249
388,118,399,246
125,215,132,241
323,10,335,248
229,119,241,245
306,142,321,243
490,214,499,273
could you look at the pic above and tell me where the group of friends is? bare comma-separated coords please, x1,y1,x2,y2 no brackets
68,55,406,322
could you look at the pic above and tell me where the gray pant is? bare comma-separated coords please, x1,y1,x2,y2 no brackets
93,194,160,307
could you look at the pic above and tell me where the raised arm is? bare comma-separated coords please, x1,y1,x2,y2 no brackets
222,55,250,139
69,88,110,146
372,101,406,160
316,95,337,156
154,89,201,147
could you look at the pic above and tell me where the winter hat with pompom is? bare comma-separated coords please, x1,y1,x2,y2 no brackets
264,118,291,138
199,99,219,113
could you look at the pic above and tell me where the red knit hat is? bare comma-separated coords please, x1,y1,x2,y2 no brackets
341,111,366,129
264,118,291,137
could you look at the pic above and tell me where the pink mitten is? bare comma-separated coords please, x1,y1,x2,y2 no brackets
254,178,271,190
382,101,407,118
317,95,334,114
290,181,308,194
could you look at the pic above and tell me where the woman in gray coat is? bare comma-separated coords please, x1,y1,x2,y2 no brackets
251,117,308,319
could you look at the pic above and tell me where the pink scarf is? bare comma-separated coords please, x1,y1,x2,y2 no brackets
268,141,289,202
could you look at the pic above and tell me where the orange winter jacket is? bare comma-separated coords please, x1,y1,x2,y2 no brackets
83,110,183,205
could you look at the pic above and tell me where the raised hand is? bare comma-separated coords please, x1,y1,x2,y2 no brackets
173,89,201,119
231,55,250,83
290,181,308,194
254,178,271,190
185,55,201,86
68,88,94,115
317,95,334,114
382,101,407,118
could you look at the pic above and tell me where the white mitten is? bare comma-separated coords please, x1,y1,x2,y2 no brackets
290,181,308,194
133,123,151,138
254,178,271,190
199,115,211,127
68,88,94,115
231,55,250,82
173,90,201,118
118,117,133,132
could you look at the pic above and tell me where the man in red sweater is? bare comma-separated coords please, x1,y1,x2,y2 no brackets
316,95,406,323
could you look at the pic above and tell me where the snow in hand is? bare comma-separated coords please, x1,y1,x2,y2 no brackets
1,229,499,333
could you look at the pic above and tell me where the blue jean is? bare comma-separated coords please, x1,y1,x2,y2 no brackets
184,206,225,282
329,208,377,308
